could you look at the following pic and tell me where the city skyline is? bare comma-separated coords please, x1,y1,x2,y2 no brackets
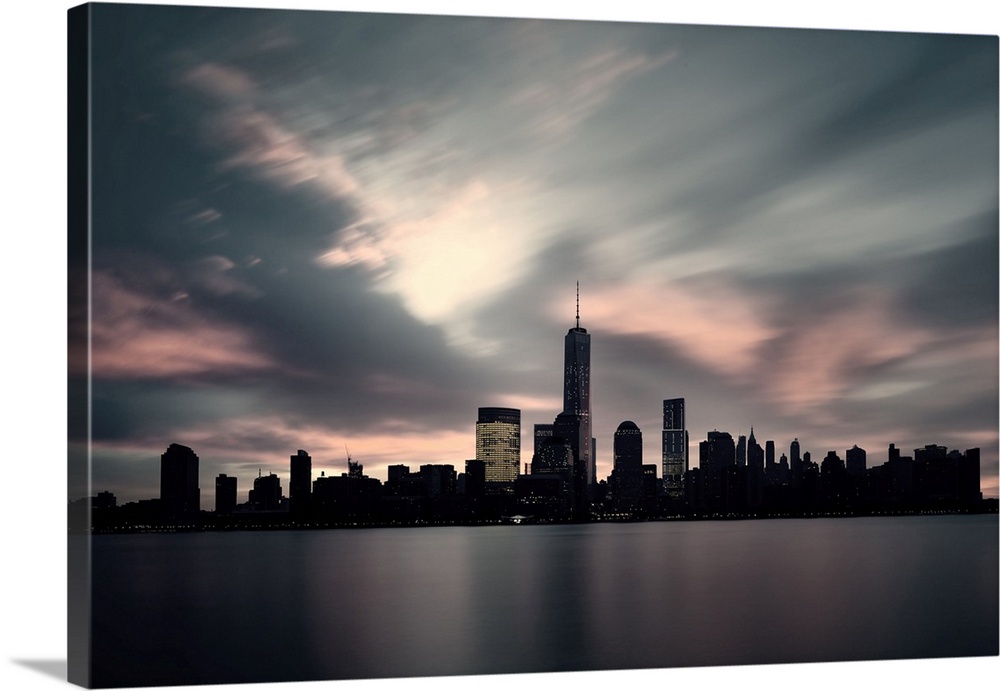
82,415,988,527
71,4,999,506
79,290,993,506
84,351,989,515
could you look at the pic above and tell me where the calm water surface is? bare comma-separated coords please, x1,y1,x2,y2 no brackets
90,515,999,687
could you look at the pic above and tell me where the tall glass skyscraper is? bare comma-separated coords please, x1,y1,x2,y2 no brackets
476,407,521,485
563,284,593,488
662,398,688,499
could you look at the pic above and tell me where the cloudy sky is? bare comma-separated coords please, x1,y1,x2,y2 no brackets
74,1,998,503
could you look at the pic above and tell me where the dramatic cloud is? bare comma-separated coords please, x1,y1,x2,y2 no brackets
82,5,997,503
182,63,363,200
577,279,777,379
89,271,276,379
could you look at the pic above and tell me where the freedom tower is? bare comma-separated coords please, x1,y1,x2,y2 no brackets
563,283,595,506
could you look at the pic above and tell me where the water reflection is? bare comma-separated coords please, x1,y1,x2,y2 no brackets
91,515,999,687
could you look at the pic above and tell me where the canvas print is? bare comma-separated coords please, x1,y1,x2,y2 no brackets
68,2,999,688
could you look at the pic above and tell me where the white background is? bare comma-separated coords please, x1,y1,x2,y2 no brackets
2,2,997,690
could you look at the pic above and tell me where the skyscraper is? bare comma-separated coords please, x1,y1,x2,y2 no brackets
532,423,554,472
746,428,764,508
614,421,643,466
289,449,312,516
464,459,486,499
699,430,735,512
790,438,802,487
563,283,593,489
845,445,867,475
700,431,736,471
160,443,200,522
612,420,643,512
476,407,521,485
215,473,237,515
249,471,282,511
662,398,688,499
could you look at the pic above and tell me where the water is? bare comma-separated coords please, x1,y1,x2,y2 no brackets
89,515,999,688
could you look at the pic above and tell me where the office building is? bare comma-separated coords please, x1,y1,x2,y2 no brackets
476,407,521,485
563,283,593,488
532,423,554,472
661,398,688,499
611,420,643,512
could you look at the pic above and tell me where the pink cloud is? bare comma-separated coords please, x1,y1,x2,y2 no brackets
212,108,361,199
316,222,391,274
180,62,257,99
154,414,476,486
768,302,996,429
88,271,276,379
180,62,361,200
579,280,776,378
767,297,927,415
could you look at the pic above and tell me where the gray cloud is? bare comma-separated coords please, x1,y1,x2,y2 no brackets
895,211,999,328
83,6,997,501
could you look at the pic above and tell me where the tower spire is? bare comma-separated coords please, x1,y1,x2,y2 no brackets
576,281,580,329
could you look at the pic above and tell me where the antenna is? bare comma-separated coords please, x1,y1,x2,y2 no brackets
576,281,580,329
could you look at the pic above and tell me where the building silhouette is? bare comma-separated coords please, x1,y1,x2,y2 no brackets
464,459,486,499
476,407,521,487
93,431,989,531
661,398,688,501
522,285,598,519
698,430,736,513
311,458,381,523
385,464,421,497
160,443,200,522
529,415,576,517
215,473,237,515
248,471,283,511
642,464,659,510
820,450,847,509
846,445,867,475
419,464,458,498
611,420,644,513
289,449,312,516
746,428,764,508
764,439,779,485
790,438,802,487
94,491,117,509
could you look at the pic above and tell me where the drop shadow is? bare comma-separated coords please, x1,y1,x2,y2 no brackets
11,659,67,681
